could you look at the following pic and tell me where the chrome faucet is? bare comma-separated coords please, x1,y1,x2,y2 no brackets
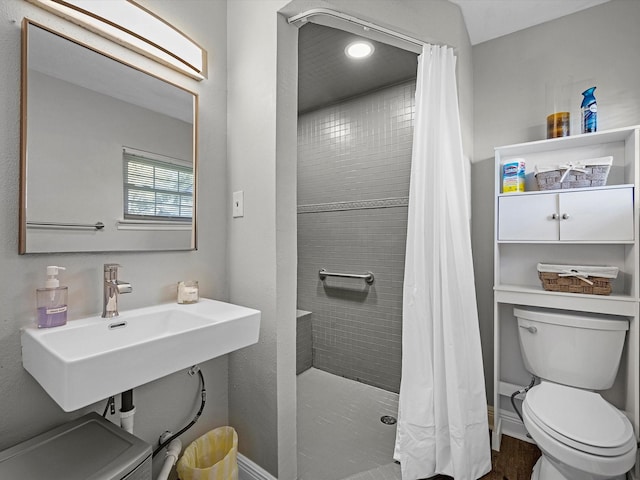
102,264,133,318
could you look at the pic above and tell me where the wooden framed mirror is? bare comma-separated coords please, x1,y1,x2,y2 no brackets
20,19,198,253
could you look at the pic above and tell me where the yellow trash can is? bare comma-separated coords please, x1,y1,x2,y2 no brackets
177,427,238,480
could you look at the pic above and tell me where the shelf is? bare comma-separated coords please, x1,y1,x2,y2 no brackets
494,126,639,156
498,240,635,245
495,284,637,316
497,183,634,198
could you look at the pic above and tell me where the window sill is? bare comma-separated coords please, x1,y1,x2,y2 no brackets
117,219,192,231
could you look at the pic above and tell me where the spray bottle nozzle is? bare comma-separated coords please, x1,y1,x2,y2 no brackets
581,86,597,107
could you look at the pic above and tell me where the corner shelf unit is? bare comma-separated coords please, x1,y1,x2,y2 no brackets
492,126,640,476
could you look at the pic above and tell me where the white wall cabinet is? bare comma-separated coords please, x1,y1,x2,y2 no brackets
498,186,634,242
492,126,640,478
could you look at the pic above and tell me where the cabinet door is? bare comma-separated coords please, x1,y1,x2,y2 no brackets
559,187,634,241
498,194,558,241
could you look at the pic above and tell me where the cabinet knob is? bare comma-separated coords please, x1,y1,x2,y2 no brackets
551,213,559,220
562,213,570,220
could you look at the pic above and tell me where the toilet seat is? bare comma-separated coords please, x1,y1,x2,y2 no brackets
524,383,636,457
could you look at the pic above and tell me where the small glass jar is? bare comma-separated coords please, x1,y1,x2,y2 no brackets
177,280,199,304
547,111,571,138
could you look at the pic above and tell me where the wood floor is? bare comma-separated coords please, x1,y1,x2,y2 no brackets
428,435,541,480
343,434,542,480
481,435,541,480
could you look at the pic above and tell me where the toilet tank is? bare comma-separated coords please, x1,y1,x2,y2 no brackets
514,306,628,390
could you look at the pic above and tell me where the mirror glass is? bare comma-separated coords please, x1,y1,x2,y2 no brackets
21,20,197,253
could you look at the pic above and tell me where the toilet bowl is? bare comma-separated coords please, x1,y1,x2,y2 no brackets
513,307,637,480
522,382,636,480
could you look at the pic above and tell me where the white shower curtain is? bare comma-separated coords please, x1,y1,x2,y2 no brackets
393,45,491,480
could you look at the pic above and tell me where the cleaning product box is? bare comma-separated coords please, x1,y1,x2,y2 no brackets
502,159,525,193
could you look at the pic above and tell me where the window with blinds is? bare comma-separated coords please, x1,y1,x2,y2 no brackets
123,151,193,221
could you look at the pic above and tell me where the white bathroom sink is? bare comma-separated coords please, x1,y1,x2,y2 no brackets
21,298,260,412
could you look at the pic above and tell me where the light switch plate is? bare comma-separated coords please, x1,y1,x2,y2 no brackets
233,190,244,218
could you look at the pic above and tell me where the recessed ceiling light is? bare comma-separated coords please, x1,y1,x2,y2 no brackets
345,41,374,59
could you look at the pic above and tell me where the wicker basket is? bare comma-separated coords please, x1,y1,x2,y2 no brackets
534,156,612,191
537,264,618,296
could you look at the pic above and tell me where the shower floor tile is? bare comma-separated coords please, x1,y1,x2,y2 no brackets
297,368,399,480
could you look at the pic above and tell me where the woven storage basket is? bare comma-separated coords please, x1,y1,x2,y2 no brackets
537,264,618,296
534,156,612,191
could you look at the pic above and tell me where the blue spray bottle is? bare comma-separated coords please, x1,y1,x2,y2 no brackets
581,87,597,133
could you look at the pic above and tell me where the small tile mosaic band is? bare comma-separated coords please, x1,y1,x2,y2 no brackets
297,196,409,214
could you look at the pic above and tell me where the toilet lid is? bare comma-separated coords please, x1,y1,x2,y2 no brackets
525,383,634,453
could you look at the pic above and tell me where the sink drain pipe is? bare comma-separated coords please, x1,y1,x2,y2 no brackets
120,389,136,434
156,433,182,480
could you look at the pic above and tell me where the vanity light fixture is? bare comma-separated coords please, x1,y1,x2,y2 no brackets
345,40,375,59
25,0,207,80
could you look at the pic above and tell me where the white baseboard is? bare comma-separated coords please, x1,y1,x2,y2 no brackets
496,409,536,446
238,453,277,480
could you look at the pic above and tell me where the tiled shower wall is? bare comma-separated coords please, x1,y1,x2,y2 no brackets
297,80,415,393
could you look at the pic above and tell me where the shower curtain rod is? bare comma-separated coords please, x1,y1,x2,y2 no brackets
287,8,428,52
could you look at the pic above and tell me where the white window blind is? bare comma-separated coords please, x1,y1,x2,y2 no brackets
123,150,193,221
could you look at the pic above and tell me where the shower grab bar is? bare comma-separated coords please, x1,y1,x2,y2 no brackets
319,268,375,285
27,221,105,230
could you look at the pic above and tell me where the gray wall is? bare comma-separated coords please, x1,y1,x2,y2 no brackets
226,2,297,477
472,0,640,405
0,1,228,477
297,80,415,393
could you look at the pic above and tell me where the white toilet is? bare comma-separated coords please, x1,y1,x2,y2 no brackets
514,306,637,480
